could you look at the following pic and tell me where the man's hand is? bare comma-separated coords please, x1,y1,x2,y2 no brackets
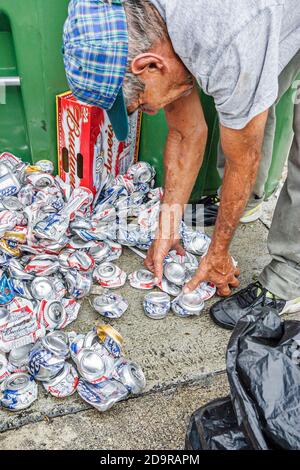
145,236,185,283
184,249,240,296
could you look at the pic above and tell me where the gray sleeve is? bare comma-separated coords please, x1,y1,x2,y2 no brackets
204,7,283,129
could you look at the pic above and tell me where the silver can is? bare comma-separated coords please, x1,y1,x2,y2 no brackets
172,292,205,317
30,277,55,300
8,343,33,372
76,348,114,384
93,262,127,289
128,269,155,290
164,262,186,287
91,292,128,319
143,292,171,320
0,372,38,411
38,300,67,331
113,358,146,394
77,377,128,412
43,362,79,398
158,277,182,297
28,331,69,382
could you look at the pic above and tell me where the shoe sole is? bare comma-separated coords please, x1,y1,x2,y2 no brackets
211,300,300,330
240,205,263,224
281,301,300,315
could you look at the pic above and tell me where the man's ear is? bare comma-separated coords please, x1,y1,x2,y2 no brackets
131,53,167,76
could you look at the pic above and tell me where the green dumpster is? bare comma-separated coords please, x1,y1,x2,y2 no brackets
139,84,296,203
0,0,69,170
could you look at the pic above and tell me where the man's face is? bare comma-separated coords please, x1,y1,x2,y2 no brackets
126,64,194,116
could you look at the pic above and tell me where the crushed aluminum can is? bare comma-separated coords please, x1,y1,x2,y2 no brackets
0,372,38,411
34,212,70,242
26,173,55,188
128,269,155,290
158,277,182,297
88,242,110,264
77,377,128,412
8,343,33,373
63,187,93,220
37,300,67,331
28,331,69,382
30,277,55,300
93,262,127,289
31,160,54,174
171,292,205,317
126,162,156,184
52,277,67,300
65,270,92,299
0,163,21,197
76,348,115,384
0,239,21,257
0,273,15,305
61,299,81,327
143,292,171,320
106,241,122,262
113,358,146,394
69,332,85,361
43,362,79,398
0,314,46,353
164,262,186,286
0,210,19,234
8,259,34,280
91,292,128,319
25,255,60,276
165,250,199,271
0,353,10,383
1,196,24,212
96,325,124,358
181,222,211,256
65,250,95,272
193,282,217,301
11,279,33,300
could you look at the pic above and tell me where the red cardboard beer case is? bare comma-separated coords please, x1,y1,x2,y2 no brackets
57,92,141,194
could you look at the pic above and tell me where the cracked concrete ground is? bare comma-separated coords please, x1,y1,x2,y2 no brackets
1,180,299,450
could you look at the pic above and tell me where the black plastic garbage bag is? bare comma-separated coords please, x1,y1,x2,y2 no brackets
186,307,300,450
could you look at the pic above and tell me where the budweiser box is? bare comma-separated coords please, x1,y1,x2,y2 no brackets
56,92,141,194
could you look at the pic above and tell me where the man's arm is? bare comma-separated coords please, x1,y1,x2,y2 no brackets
185,109,269,296
145,86,208,281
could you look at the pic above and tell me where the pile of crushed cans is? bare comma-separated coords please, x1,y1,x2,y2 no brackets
0,151,215,413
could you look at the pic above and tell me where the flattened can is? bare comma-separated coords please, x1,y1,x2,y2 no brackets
143,292,171,320
96,325,124,358
43,362,79,398
0,372,38,411
128,269,155,290
93,262,127,289
171,292,204,317
91,292,128,319
164,262,186,287
76,348,114,384
113,358,146,394
77,377,128,412
28,331,69,382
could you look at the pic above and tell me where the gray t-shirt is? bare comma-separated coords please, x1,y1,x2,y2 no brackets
149,0,300,129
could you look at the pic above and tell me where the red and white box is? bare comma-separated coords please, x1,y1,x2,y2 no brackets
57,92,141,194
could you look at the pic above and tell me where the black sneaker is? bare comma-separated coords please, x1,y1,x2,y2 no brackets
209,281,300,330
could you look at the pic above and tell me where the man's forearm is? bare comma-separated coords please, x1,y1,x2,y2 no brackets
160,126,207,237
210,150,261,255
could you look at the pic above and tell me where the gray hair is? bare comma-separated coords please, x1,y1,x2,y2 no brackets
123,0,168,107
